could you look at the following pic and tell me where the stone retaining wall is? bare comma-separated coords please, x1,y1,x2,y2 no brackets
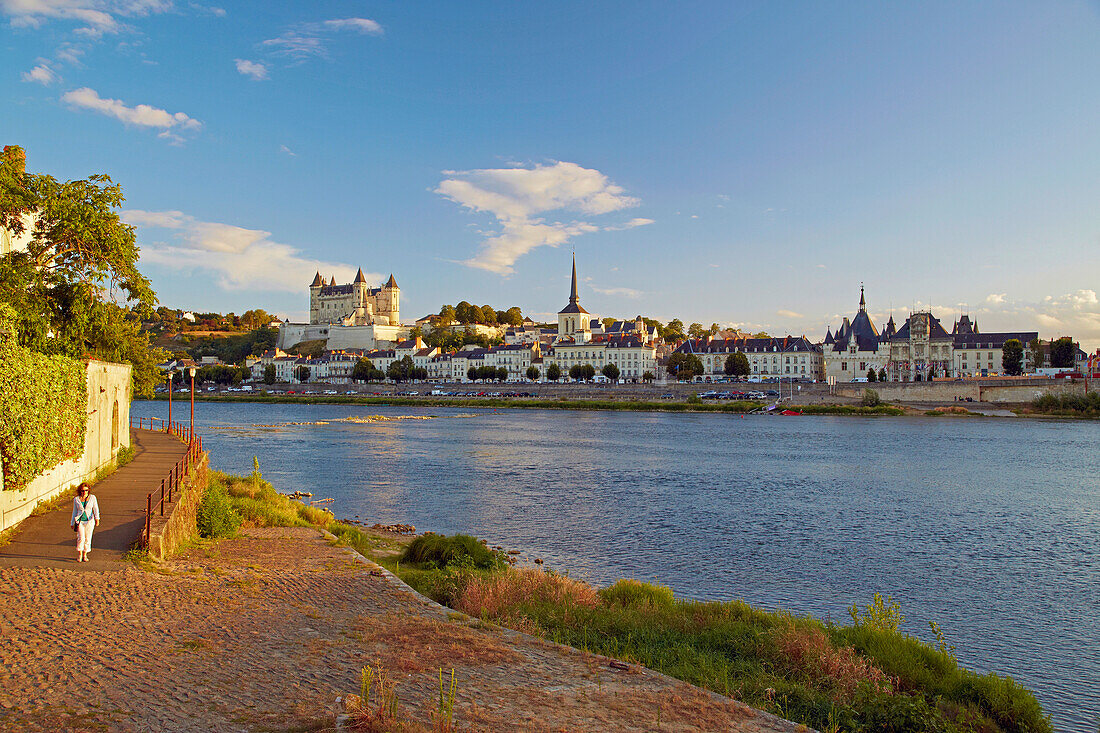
836,378,1086,404
0,360,132,532
146,454,208,562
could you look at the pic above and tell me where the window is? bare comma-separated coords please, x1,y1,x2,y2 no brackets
841,362,848,371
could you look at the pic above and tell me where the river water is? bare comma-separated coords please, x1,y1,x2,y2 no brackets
133,400,1099,731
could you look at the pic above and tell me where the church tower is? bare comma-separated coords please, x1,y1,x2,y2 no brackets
557,255,591,341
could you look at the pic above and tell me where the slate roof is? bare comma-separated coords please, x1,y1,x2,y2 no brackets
310,271,324,287
953,315,977,336
953,332,1037,349
559,255,589,314
353,268,367,284
890,314,952,341
385,274,398,288
674,336,820,355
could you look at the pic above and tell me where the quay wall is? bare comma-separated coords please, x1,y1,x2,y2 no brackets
0,360,132,532
146,454,208,562
836,379,1087,404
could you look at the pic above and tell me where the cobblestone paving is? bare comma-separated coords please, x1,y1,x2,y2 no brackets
0,528,805,732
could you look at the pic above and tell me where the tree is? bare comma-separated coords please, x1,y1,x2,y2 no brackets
240,309,272,330
437,304,455,328
468,305,485,324
752,331,770,339
0,146,165,395
455,301,474,324
503,307,524,327
546,363,561,381
353,358,383,382
1002,339,1024,376
294,365,310,383
724,352,749,377
664,319,686,341
1050,337,1076,368
666,352,702,380
867,368,877,382
263,364,276,384
602,317,616,329
387,355,416,382
642,370,655,383
602,363,620,382
467,366,478,381
687,323,706,339
526,366,540,381
581,364,596,381
878,368,887,382
480,306,497,325
569,364,583,381
1029,338,1043,371
496,366,508,382
709,323,720,336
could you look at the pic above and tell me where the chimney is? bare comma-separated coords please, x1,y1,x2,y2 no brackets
3,146,26,175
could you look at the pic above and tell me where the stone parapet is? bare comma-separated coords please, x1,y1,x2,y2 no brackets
146,454,208,562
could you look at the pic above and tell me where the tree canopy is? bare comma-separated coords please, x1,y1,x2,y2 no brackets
724,352,749,377
1050,337,1076,368
1002,339,1024,376
667,352,703,380
0,146,164,396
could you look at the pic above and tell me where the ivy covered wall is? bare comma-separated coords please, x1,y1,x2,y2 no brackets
0,339,88,490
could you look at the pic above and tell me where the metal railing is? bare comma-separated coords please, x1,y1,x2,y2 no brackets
130,416,203,548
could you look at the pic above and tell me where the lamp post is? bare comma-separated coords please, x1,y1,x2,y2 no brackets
188,366,197,443
167,370,174,432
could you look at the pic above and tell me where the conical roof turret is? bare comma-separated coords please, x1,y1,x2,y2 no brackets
353,268,367,284
310,271,324,287
385,273,398,288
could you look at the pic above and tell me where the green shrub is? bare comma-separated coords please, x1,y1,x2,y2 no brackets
861,388,882,407
599,579,675,609
401,533,505,570
197,478,241,538
0,335,87,490
115,444,135,467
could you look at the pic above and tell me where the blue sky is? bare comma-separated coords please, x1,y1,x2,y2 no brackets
4,1,1099,348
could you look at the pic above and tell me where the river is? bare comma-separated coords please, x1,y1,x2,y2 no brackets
133,400,1099,731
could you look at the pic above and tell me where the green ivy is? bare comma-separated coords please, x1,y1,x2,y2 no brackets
0,335,88,490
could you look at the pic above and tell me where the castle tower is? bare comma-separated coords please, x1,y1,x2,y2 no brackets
309,271,324,323
378,274,400,326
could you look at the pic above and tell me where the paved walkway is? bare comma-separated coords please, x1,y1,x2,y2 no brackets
0,429,187,571
0,527,802,732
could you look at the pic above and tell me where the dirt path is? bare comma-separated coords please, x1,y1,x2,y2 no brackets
0,527,803,732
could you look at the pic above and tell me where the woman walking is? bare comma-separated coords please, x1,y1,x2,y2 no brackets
70,483,100,562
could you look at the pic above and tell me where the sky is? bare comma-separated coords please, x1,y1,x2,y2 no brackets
3,1,1100,349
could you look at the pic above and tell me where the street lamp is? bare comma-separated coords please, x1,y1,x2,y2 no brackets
188,366,197,443
167,370,174,432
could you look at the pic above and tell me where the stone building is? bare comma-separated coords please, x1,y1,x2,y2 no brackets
278,269,408,351
822,287,889,382
310,269,399,326
674,336,823,381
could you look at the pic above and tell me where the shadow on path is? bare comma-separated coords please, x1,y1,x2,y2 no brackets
0,429,187,572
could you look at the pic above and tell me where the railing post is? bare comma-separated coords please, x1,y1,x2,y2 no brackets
162,477,167,504
145,494,151,547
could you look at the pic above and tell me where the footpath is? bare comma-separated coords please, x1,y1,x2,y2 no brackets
0,526,804,732
0,429,186,571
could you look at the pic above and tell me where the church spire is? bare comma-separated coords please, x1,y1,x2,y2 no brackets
569,254,579,305
859,283,866,312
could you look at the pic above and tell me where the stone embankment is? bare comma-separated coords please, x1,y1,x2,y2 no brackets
0,527,805,732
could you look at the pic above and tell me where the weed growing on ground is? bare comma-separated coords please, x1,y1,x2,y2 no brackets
197,476,241,538
400,561,1051,733
434,668,457,733
401,533,506,571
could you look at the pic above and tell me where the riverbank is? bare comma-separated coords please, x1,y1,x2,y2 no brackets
202,472,1050,733
154,392,918,416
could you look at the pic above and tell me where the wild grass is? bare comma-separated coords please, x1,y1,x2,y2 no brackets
401,533,506,570
787,404,905,416
197,476,240,538
1031,391,1100,416
397,563,1051,733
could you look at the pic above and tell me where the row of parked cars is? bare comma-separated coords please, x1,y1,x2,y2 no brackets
698,390,780,400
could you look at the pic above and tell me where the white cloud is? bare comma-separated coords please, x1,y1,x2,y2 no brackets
61,87,202,139
604,217,654,231
777,309,805,319
262,17,383,60
234,58,267,80
435,161,643,275
21,63,57,84
279,144,296,156
1,0,172,36
322,18,381,34
986,293,1007,304
122,209,371,292
591,286,643,298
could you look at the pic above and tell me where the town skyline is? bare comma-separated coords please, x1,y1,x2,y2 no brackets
4,2,1099,349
